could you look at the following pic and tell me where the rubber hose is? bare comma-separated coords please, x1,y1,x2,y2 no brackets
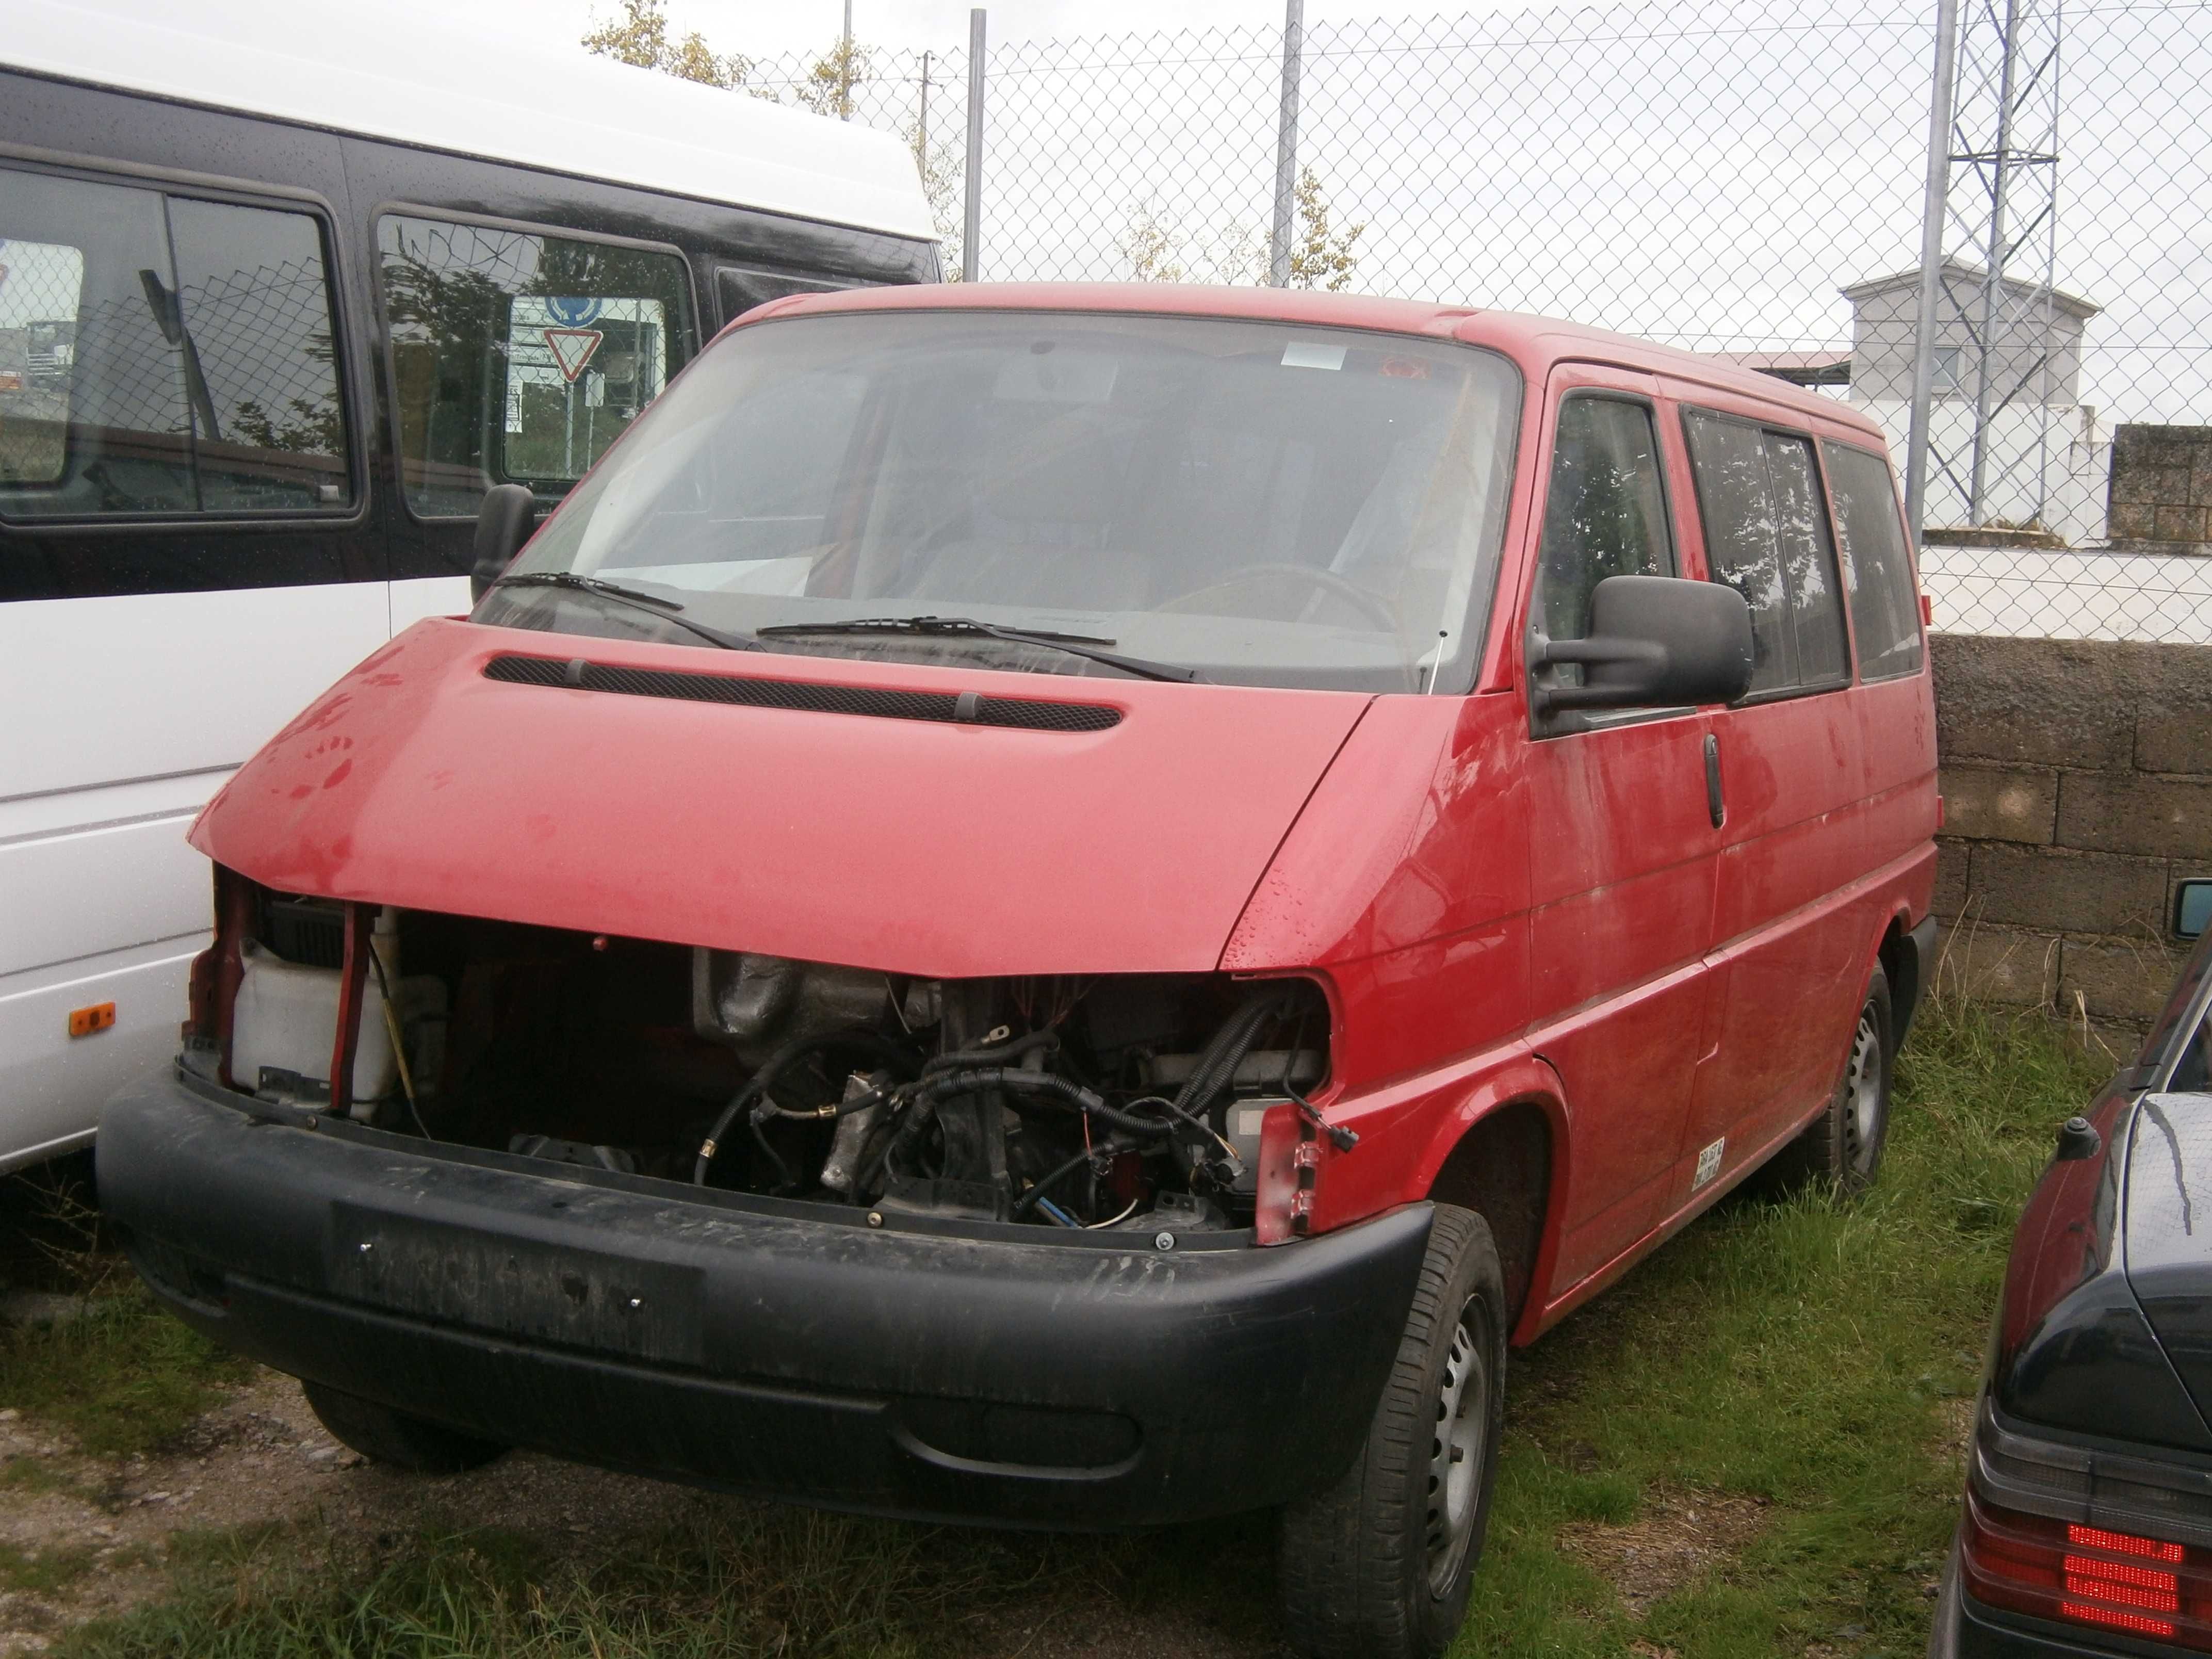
921,1029,1059,1077
1175,993,1293,1135
917,1067,1175,1139
693,1028,916,1187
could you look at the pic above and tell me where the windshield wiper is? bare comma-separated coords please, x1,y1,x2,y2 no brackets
487,572,759,653
754,615,1202,684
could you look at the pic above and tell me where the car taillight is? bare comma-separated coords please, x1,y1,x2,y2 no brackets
1962,1488,2212,1644
1962,1398,2212,1649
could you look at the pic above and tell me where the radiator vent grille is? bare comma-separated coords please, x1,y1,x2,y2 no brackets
482,654,1123,733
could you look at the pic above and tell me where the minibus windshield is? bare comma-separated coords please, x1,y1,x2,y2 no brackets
480,310,1522,692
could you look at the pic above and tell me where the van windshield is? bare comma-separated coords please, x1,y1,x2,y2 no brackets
480,310,1522,692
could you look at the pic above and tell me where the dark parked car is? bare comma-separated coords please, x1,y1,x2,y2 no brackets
1932,878,2212,1656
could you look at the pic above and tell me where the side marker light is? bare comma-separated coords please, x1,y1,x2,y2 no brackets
68,1002,117,1038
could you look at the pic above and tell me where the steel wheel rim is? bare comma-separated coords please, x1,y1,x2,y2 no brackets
1842,1005,1883,1174
1425,1297,1489,1595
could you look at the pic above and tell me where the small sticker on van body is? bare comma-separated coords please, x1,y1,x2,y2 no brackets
1694,1137,1725,1189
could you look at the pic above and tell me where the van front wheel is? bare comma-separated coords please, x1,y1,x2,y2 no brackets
1278,1203,1505,1659
301,1380,508,1474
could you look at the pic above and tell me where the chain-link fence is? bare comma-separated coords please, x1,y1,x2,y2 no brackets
749,0,2212,645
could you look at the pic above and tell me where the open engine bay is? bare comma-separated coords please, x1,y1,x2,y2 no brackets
209,890,1336,1233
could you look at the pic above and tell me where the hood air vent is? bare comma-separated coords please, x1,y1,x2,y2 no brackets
483,654,1123,733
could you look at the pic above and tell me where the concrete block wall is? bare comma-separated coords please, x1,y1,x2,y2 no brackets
2109,424,2212,545
1930,633,2212,1029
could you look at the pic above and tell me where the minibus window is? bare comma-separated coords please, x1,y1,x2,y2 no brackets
502,295,670,484
0,238,82,485
1683,411,1850,696
167,199,348,512
0,169,194,515
0,168,352,519
379,215,697,519
1824,441,1924,680
1535,396,1674,687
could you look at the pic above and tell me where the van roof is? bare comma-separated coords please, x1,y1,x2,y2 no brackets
3,0,938,244
752,282,1885,439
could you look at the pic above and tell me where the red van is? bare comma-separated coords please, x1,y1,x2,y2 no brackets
99,285,1937,1658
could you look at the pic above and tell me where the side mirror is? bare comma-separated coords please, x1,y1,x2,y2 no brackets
2177,879,2212,941
1532,574,1755,715
469,483,538,603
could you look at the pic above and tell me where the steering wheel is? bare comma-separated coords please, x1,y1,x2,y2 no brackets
1157,562,1403,633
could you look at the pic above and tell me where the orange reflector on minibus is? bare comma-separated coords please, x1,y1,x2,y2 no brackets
68,1002,117,1037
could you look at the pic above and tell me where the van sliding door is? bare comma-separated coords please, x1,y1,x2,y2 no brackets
1675,403,1869,1172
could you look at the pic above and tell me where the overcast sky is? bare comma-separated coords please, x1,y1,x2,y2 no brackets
466,0,1520,58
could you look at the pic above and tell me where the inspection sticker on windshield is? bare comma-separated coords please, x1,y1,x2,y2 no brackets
1693,1136,1725,1190
1281,340,1346,371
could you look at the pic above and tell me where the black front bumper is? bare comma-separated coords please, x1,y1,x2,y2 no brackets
99,1067,1431,1528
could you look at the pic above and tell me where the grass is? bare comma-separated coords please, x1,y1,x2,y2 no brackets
1,1156,254,1459
19,999,2109,1658
1459,997,2109,1657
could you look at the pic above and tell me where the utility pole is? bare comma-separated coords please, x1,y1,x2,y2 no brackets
1267,0,1305,288
962,9,985,282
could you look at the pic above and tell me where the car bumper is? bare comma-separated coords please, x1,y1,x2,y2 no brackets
97,1066,1432,1528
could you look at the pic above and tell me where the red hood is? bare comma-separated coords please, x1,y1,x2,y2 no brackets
191,619,1371,978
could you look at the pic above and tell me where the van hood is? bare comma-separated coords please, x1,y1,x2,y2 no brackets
190,618,1372,978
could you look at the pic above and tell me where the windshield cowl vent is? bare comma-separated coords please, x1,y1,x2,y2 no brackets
482,654,1124,733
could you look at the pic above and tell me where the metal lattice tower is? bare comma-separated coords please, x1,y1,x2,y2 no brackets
1909,0,2068,532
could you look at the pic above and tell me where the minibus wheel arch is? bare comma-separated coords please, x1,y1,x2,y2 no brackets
1425,1100,1554,1333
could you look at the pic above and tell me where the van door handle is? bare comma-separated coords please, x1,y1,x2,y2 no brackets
1703,733,1725,829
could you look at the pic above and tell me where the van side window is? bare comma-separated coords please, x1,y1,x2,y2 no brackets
1683,411,1850,696
379,215,698,518
0,169,350,518
1824,441,1924,680
1535,396,1673,686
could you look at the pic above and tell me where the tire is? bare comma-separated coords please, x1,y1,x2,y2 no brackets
1767,963,1894,1197
301,1379,508,1473
1279,1203,1507,1659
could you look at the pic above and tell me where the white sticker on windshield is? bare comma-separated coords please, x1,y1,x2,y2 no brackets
1693,1136,1725,1190
1281,340,1346,371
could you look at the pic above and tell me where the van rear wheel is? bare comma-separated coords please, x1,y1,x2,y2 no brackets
1768,963,1894,1198
1278,1203,1505,1659
301,1379,507,1474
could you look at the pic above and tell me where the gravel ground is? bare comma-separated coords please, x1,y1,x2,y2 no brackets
0,1366,1285,1658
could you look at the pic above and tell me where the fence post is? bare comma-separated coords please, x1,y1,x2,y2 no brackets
1905,0,1961,544
963,9,986,283
841,0,854,120
1268,0,1305,287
